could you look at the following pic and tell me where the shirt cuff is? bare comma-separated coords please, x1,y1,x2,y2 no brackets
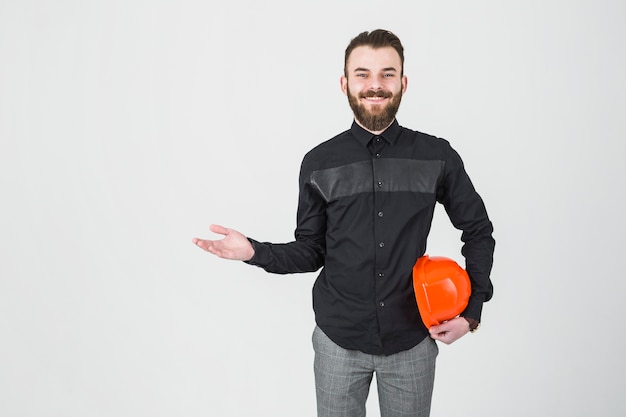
461,295,484,323
243,238,268,267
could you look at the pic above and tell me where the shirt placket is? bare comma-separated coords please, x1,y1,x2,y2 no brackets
369,136,390,343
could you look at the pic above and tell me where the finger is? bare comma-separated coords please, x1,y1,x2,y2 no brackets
430,332,446,343
196,238,233,257
429,324,445,334
432,332,453,344
193,238,214,252
200,244,229,258
209,224,229,236
429,327,443,337
208,247,236,259
434,321,452,332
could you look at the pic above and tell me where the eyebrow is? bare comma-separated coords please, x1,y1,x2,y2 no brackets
353,67,398,72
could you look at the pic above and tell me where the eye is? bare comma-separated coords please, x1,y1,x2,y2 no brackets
356,73,368,78
384,73,395,78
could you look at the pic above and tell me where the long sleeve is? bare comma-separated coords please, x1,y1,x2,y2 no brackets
437,144,495,321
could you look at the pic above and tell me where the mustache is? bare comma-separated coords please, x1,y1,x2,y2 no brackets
359,90,393,99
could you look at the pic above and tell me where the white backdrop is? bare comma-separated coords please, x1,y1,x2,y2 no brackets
2,1,625,416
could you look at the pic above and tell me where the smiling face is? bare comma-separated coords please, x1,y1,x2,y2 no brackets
341,46,408,134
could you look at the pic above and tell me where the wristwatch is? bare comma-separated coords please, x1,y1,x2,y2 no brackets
462,317,480,333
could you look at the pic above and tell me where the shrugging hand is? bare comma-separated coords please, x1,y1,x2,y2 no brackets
192,224,255,261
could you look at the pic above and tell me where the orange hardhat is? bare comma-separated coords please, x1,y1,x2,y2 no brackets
412,255,471,328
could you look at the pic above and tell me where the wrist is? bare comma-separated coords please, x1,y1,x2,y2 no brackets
462,316,480,333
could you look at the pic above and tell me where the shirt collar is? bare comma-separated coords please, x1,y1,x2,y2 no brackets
350,119,402,147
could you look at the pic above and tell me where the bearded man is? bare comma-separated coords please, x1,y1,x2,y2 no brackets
193,29,495,417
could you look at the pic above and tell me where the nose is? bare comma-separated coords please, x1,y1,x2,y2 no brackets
368,75,384,90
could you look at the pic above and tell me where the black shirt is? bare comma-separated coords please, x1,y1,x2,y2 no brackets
247,120,494,355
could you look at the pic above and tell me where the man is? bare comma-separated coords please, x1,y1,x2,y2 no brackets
193,29,494,417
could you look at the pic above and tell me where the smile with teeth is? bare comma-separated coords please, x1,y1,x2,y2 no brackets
360,91,392,103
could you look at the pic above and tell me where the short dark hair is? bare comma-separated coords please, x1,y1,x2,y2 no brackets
344,29,405,76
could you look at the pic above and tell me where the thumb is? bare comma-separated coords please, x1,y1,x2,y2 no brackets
209,224,229,236
429,321,447,334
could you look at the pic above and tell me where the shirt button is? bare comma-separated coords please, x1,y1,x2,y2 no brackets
375,153,381,158
378,211,383,217
378,272,385,278
379,301,385,307
377,181,383,188
379,242,385,248
375,137,381,143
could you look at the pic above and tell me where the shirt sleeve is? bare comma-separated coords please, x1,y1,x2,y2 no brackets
437,143,495,322
244,155,326,274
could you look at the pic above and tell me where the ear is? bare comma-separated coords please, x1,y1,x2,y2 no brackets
401,75,408,93
340,75,348,96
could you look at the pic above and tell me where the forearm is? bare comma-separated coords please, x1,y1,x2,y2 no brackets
460,220,495,321
245,237,325,274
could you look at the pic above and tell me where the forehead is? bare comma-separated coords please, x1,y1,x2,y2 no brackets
346,46,402,72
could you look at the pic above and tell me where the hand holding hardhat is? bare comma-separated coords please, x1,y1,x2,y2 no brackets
429,317,472,344
413,255,473,343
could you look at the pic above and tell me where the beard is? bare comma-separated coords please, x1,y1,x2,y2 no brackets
347,86,402,132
